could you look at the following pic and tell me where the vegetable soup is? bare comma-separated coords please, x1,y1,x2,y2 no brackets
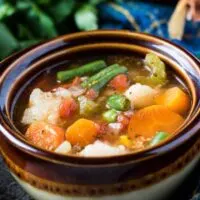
14,53,191,157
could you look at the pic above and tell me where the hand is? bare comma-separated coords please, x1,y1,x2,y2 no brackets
187,0,200,21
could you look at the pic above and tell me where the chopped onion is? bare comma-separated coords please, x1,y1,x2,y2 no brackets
54,87,72,98
68,86,86,97
108,123,123,135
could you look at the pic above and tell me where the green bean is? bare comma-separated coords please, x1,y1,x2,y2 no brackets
102,109,118,123
57,60,106,82
81,64,120,88
106,94,130,111
149,131,170,146
91,66,128,92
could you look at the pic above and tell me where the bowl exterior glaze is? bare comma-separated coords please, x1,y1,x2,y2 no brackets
0,30,200,200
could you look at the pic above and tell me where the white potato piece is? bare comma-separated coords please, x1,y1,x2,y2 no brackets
124,83,157,108
79,140,127,157
55,141,72,154
21,88,71,125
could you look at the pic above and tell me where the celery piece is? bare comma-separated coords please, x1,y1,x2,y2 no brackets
102,109,118,123
106,94,130,111
150,131,170,146
78,96,99,116
135,53,167,87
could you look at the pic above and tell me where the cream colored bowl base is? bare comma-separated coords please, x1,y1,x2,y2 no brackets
12,154,199,200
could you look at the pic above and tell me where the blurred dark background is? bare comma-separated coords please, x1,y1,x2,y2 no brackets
0,0,179,60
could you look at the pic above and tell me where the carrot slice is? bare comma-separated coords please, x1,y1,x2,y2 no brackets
65,119,98,147
128,105,184,138
155,87,190,115
25,122,65,151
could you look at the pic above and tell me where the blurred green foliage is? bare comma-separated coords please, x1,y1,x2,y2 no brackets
0,0,117,60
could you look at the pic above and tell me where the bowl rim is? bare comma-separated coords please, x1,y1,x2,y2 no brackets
0,30,200,166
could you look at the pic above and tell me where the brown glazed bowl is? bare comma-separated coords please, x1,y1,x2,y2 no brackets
0,30,200,200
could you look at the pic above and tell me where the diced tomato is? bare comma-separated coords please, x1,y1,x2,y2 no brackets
72,77,81,86
86,89,99,100
117,114,130,129
96,122,108,135
124,110,134,118
109,74,129,91
59,98,78,119
61,77,81,89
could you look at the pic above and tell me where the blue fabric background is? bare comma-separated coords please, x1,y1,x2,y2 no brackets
99,1,200,58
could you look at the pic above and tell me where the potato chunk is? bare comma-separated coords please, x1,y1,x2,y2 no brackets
124,83,157,108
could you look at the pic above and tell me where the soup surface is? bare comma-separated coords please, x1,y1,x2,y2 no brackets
14,53,191,157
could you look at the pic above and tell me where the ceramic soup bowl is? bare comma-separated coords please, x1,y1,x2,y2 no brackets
0,31,200,200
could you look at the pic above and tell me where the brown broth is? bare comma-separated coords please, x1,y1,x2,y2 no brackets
13,54,191,154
